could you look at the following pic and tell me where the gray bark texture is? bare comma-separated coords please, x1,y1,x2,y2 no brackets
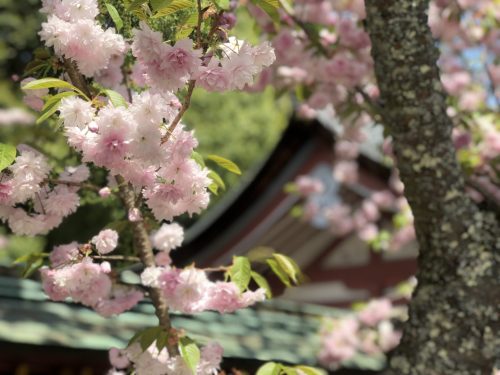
364,1,500,374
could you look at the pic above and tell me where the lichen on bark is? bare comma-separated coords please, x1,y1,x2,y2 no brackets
364,1,500,374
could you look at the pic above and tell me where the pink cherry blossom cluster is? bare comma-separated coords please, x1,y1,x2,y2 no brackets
0,146,87,236
256,0,499,221
58,90,212,222
318,298,403,369
151,223,184,266
248,0,373,119
39,0,126,77
132,23,276,93
41,230,144,317
294,175,325,196
141,266,266,314
108,341,223,375
292,167,416,251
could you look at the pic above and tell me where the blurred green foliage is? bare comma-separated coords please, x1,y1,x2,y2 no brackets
185,87,290,189
0,0,43,106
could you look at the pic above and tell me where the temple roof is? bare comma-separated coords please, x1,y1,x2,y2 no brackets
0,276,384,374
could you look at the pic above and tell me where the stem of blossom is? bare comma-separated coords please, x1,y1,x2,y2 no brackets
36,192,46,215
62,58,92,99
115,175,179,356
61,60,179,356
196,0,203,48
161,79,196,144
202,265,229,273
484,60,500,108
48,179,100,192
353,85,387,121
92,255,141,262
159,0,204,145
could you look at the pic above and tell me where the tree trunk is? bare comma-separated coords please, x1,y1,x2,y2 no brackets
364,1,500,374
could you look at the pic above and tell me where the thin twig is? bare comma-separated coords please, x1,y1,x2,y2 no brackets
36,192,46,215
48,179,101,192
161,80,196,144
62,58,92,99
195,0,203,49
160,0,205,145
202,265,229,273
92,254,141,262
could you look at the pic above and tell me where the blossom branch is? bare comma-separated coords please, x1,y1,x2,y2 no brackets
161,79,196,144
62,60,179,356
92,254,141,262
201,265,229,273
48,179,101,192
115,175,179,356
62,58,92,99
160,0,205,144
195,0,203,48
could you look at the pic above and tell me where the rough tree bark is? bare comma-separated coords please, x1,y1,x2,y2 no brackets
364,1,500,374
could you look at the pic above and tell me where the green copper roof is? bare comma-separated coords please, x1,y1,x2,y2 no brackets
0,276,384,371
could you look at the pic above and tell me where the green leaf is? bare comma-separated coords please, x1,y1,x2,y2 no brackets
155,330,169,351
251,271,272,298
42,91,77,111
22,77,90,100
272,253,302,284
15,252,45,278
104,89,127,107
13,254,32,265
250,0,280,23
139,327,163,351
266,258,291,287
208,182,219,195
295,366,326,375
289,205,303,218
126,0,148,10
36,99,61,124
191,151,205,167
175,12,198,40
22,77,76,91
0,143,16,172
105,3,124,31
206,154,242,175
128,330,144,347
257,362,281,375
281,367,298,375
212,0,229,9
22,257,44,278
150,0,170,10
179,337,200,374
283,182,298,193
208,170,226,190
153,0,195,18
228,256,252,292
